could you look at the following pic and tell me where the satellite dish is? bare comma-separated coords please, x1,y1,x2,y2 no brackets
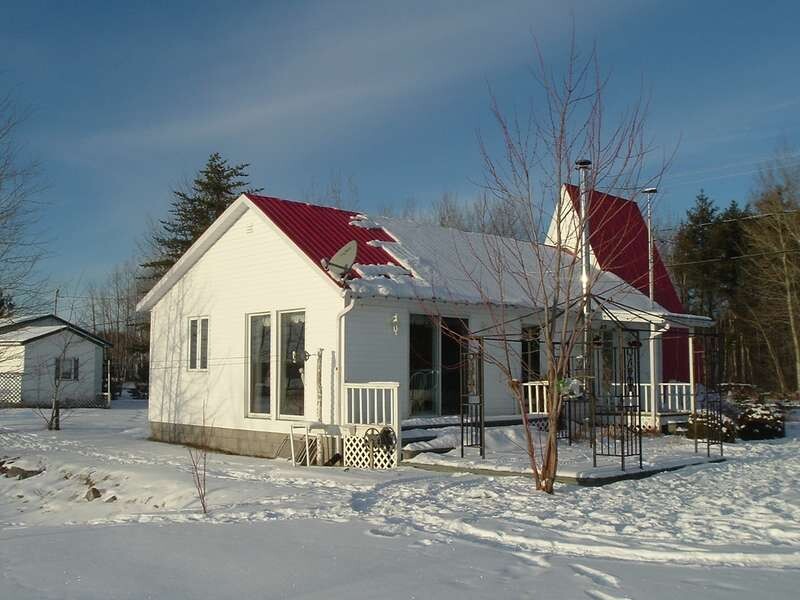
322,240,357,281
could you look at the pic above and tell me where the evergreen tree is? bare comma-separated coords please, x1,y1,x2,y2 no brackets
671,190,720,317
142,153,259,278
714,200,751,308
0,289,14,317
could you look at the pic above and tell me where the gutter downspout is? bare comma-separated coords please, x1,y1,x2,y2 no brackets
336,291,356,427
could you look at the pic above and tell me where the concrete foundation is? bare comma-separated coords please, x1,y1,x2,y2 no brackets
149,421,340,463
149,421,293,459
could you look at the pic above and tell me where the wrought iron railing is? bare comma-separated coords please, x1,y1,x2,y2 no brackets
592,399,643,471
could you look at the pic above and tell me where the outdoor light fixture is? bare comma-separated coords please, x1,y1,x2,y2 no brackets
391,313,399,336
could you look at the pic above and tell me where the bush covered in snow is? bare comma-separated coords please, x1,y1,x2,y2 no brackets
735,400,785,440
686,412,737,443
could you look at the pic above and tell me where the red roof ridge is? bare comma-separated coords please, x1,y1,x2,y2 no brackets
245,193,400,284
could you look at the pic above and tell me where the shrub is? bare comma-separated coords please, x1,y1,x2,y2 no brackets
686,412,737,443
736,401,785,440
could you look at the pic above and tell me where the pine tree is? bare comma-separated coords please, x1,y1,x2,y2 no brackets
714,200,751,308
142,153,259,278
672,190,720,316
0,289,14,317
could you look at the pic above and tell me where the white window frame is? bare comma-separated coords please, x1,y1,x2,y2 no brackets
187,316,209,371
245,311,273,420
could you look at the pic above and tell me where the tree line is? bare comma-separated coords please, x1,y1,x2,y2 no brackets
668,153,800,395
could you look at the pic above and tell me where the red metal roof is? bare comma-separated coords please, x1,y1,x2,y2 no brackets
564,184,688,380
563,184,683,314
246,194,400,282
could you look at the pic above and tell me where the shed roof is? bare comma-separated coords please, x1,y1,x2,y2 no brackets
0,324,69,344
0,314,112,347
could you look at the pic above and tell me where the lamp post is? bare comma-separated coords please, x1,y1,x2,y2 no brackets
643,188,658,309
576,159,592,394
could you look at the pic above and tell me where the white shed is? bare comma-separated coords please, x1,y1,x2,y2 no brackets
0,315,111,408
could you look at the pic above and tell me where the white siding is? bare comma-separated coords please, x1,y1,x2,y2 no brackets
148,208,344,435
0,345,25,373
20,332,102,405
345,300,522,418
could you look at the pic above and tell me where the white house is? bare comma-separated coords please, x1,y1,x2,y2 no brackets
0,314,111,408
136,192,712,463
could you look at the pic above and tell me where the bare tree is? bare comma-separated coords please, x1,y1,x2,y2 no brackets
741,153,800,395
0,91,43,318
436,36,666,493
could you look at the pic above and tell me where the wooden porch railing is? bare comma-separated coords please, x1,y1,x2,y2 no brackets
525,380,694,415
611,382,693,413
522,380,549,413
342,382,401,466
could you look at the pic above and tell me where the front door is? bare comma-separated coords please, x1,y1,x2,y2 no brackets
440,317,468,415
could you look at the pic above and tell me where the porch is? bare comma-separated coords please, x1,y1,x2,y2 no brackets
522,380,695,430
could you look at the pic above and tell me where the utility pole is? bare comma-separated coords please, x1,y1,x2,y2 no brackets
643,187,660,427
53,289,59,316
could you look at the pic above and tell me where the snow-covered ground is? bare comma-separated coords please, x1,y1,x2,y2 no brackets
1,397,798,599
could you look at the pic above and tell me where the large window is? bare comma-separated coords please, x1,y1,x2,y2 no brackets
279,311,305,417
521,326,541,382
55,357,79,381
249,314,271,415
188,317,209,370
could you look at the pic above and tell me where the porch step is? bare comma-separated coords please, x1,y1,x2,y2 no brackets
401,413,547,432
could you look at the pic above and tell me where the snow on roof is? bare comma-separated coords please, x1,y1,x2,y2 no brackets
346,216,671,314
0,324,68,344
0,314,52,331
243,194,685,316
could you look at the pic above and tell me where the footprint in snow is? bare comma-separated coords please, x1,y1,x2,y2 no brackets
365,527,400,538
571,564,621,588
584,590,632,600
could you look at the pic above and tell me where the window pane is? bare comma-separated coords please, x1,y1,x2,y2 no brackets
249,314,271,414
200,319,209,369
60,357,73,380
189,319,198,369
279,312,305,416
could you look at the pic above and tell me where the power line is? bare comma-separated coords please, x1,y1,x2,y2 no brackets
666,248,800,268
657,210,800,233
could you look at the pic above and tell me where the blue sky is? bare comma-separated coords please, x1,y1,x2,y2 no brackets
2,0,799,289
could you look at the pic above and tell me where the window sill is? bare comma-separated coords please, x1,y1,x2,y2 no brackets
245,413,272,420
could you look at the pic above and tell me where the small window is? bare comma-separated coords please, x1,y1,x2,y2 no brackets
188,317,209,370
55,357,79,381
521,326,541,382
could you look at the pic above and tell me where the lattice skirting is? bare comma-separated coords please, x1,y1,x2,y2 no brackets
0,396,109,409
343,435,397,469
